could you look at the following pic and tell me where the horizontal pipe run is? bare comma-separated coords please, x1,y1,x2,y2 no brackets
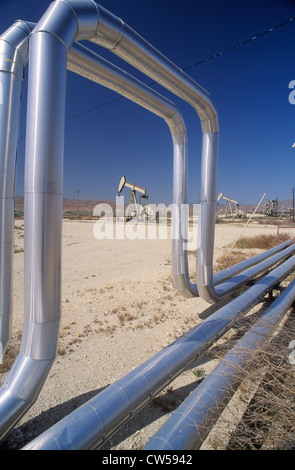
3,1,293,449
212,242,295,301
22,254,295,450
88,3,295,304
88,2,219,301
67,43,194,296
144,277,295,450
68,42,185,137
177,238,295,299
182,239,295,301
0,25,187,443
90,3,218,133
212,239,293,286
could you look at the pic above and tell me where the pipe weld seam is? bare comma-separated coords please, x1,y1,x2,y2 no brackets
30,29,69,51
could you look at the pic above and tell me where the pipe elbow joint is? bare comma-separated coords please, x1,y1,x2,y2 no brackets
197,284,219,305
32,0,99,49
172,273,197,298
0,21,34,78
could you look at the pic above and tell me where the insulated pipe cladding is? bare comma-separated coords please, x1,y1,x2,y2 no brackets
11,0,295,314
0,0,101,440
0,5,292,363
60,0,292,303
144,276,295,450
23,254,295,450
1,0,295,449
67,44,293,298
0,44,180,444
87,1,219,301
0,16,234,443
0,19,191,440
0,20,35,360
0,16,290,443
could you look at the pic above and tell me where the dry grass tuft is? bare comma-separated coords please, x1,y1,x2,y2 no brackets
215,251,249,272
235,233,291,250
226,313,295,450
215,233,293,272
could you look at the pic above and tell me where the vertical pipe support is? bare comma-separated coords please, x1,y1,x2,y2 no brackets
88,3,219,300
0,0,99,443
67,41,195,297
0,21,34,360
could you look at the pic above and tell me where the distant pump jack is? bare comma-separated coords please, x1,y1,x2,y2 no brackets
264,197,278,217
217,192,246,218
118,176,154,221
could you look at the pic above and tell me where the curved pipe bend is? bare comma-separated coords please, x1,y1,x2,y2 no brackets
2,0,294,446
67,37,290,302
27,1,290,304
86,3,294,303
0,22,189,443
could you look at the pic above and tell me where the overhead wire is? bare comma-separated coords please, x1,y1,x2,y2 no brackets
183,16,295,71
65,16,295,122
17,14,295,206
16,16,295,132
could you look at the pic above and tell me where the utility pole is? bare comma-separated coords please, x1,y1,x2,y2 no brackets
75,188,80,216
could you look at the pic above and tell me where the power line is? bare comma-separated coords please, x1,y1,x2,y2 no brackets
16,15,295,133
66,96,123,121
65,16,295,122
184,16,295,71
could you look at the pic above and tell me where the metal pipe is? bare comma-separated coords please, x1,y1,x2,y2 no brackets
3,28,290,442
211,242,295,299
0,28,187,441
22,254,295,450
67,44,293,298
66,42,194,297
144,276,295,450
0,8,202,441
0,0,100,443
0,21,34,360
86,3,218,300
2,0,294,447
0,10,292,367
86,3,295,302
70,2,292,301
0,28,67,443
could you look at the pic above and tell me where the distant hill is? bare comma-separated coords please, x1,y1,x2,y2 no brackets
217,199,294,214
14,196,295,216
63,198,117,213
15,196,117,214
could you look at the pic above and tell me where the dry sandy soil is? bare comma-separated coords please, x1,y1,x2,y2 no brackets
0,217,294,450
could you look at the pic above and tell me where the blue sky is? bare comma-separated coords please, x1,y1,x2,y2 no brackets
1,0,295,205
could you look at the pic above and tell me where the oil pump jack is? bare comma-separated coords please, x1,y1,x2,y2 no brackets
118,176,154,221
217,192,246,218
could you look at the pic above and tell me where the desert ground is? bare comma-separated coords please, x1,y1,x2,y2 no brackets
0,216,294,450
